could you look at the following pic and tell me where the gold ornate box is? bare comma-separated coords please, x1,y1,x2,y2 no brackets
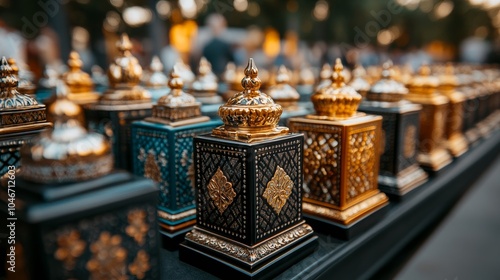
358,61,428,197
405,65,452,172
0,82,160,279
131,67,221,247
289,59,388,237
179,59,317,279
0,57,51,177
84,34,152,171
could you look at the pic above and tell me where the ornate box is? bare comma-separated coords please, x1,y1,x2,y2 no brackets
179,59,318,279
131,67,221,247
438,64,468,157
0,83,160,279
358,61,427,197
84,34,152,171
289,59,388,238
406,65,452,172
0,57,51,177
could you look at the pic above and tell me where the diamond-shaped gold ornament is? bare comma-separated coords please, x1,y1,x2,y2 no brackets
263,166,293,214
207,167,236,214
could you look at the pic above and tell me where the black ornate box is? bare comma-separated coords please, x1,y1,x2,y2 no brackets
180,133,317,278
0,171,160,279
358,103,428,196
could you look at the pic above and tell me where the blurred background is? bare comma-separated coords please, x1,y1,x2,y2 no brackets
0,0,499,80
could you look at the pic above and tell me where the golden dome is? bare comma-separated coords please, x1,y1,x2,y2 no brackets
406,64,439,94
299,67,315,86
316,63,332,91
7,57,36,95
349,64,371,97
310,58,362,119
367,61,409,102
268,65,300,107
100,34,150,104
62,51,94,93
146,56,168,88
192,57,218,93
212,58,288,142
20,81,113,184
0,57,38,109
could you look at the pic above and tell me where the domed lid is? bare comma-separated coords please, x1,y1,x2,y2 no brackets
213,58,288,142
174,58,195,85
62,51,94,93
268,65,300,103
367,61,408,102
192,57,218,92
0,57,39,110
146,56,168,88
20,81,113,184
349,64,371,95
438,63,460,90
310,58,362,119
157,66,198,108
407,64,440,94
107,33,142,87
299,66,315,86
101,34,150,103
316,63,332,91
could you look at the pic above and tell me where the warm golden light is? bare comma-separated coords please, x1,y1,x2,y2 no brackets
263,28,281,58
123,6,152,27
313,0,329,21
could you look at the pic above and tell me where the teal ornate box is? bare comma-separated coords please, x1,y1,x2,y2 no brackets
131,66,221,247
131,120,221,241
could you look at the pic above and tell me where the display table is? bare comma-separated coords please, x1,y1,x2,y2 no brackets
161,129,500,279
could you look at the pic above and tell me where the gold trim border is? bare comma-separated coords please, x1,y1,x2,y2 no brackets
157,209,196,222
185,222,314,264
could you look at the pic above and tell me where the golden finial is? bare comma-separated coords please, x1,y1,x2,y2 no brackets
268,65,299,109
213,58,288,142
367,60,409,102
0,56,38,109
101,33,150,104
192,57,218,93
167,66,185,94
309,58,361,119
407,63,440,94
146,56,168,88
7,58,19,76
20,80,113,184
349,64,371,97
62,51,94,94
7,57,36,96
316,63,332,91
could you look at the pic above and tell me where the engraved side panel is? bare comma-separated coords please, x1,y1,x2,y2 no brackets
195,140,247,242
133,126,170,209
255,137,302,242
346,126,378,203
41,204,160,280
377,112,397,176
289,121,342,207
397,111,420,173
174,126,216,210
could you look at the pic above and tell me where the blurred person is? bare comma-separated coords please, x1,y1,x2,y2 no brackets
0,17,27,69
35,26,65,74
202,14,233,76
234,26,267,68
460,31,492,64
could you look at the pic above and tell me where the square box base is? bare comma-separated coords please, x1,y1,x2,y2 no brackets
378,164,428,198
179,222,318,280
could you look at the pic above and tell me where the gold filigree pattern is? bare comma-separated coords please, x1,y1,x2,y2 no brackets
404,125,417,158
207,167,236,214
263,166,293,214
54,230,86,271
144,152,161,183
347,128,377,201
128,250,150,280
126,209,149,245
86,232,127,280
185,223,313,263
